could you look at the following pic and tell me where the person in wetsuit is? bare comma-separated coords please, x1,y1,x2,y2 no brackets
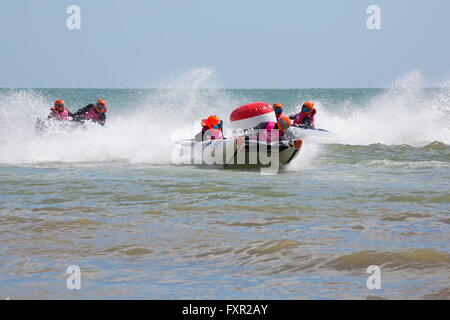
48,99,71,121
195,115,223,142
252,116,292,142
289,101,316,128
71,99,107,126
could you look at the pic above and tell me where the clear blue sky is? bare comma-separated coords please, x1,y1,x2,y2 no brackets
0,0,449,88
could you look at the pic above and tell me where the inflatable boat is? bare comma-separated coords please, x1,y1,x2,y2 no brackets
175,136,302,168
285,124,331,140
175,102,303,168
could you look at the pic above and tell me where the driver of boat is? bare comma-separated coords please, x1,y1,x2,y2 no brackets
48,99,71,121
195,115,223,141
289,101,316,128
71,99,107,126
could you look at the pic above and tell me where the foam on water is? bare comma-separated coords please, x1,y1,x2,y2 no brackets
0,69,448,165
0,68,236,164
315,71,450,146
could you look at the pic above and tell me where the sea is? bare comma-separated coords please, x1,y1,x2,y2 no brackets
0,71,449,299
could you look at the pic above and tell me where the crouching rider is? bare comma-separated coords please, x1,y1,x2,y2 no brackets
71,99,107,126
48,99,71,121
289,101,316,128
195,115,223,141
253,115,292,142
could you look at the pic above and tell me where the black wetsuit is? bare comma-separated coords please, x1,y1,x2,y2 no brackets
70,104,106,126
253,122,273,130
250,121,288,141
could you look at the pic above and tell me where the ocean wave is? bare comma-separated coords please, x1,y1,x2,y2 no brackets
326,249,450,271
352,159,450,169
315,73,450,146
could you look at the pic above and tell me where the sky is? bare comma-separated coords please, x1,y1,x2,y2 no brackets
0,0,449,88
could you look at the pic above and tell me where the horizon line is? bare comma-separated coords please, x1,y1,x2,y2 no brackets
1,86,448,90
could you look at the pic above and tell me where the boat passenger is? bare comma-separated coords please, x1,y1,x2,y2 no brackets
277,116,292,138
253,115,292,142
194,115,223,141
289,101,316,128
253,120,278,143
71,99,107,126
48,99,71,121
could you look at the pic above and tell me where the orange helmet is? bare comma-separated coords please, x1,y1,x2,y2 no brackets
95,99,107,113
54,99,65,106
96,99,106,107
273,103,283,109
53,99,65,112
277,116,291,132
206,115,220,129
301,101,315,114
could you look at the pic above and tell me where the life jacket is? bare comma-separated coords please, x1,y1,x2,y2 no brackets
293,109,316,127
84,106,105,122
258,121,279,143
50,107,70,121
204,128,223,140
